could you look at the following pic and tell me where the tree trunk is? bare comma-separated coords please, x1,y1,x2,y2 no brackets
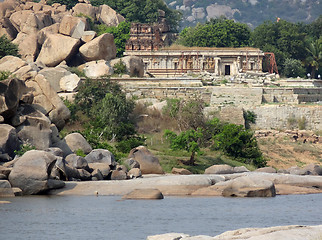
187,151,195,165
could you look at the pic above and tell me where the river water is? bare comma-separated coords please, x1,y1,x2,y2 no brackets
1,194,322,240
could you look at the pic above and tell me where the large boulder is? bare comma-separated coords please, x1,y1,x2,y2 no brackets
33,74,70,130
110,169,127,180
0,124,19,158
8,150,65,195
37,23,60,45
36,34,81,67
255,167,277,173
303,164,322,175
64,133,92,154
110,56,144,77
38,67,71,92
79,33,116,62
122,189,164,200
13,32,39,62
0,180,15,197
88,163,111,179
204,164,234,174
72,3,98,20
0,0,19,19
220,175,276,197
60,73,81,92
0,56,27,73
0,17,18,40
128,146,164,174
59,15,87,39
0,77,28,119
65,154,89,170
82,60,113,78
171,168,192,175
85,149,116,166
14,105,52,150
97,4,125,26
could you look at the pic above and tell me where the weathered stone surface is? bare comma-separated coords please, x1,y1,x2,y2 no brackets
8,150,65,194
124,158,140,169
97,4,125,26
303,164,322,175
91,168,103,180
0,56,26,73
128,146,164,174
233,166,249,173
79,33,116,61
12,187,22,196
64,133,92,154
110,56,144,77
85,149,115,166
88,163,111,179
72,3,98,20
172,168,192,175
204,164,234,174
220,175,276,197
60,73,81,92
37,23,60,45
122,189,164,200
110,169,127,180
0,166,11,177
38,67,71,92
77,168,91,181
82,60,113,78
15,105,52,150
0,0,19,19
0,180,14,197
34,74,71,130
81,30,96,43
59,15,86,39
45,147,64,157
65,154,89,170
36,34,81,67
128,168,142,178
0,124,19,157
255,167,277,173
287,166,309,175
146,233,190,240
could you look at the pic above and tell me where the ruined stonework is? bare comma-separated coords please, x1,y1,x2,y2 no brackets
125,47,264,77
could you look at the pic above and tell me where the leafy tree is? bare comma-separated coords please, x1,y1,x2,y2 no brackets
304,37,322,78
283,58,306,78
251,20,306,73
212,124,266,167
164,128,203,165
176,18,251,47
91,0,182,31
95,21,131,57
0,35,19,58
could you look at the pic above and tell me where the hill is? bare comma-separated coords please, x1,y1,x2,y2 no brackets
164,0,322,29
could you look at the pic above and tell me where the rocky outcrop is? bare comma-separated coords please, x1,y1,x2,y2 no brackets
110,56,144,77
0,124,19,158
122,189,164,200
8,150,65,195
64,133,92,154
97,4,125,27
81,60,114,78
128,146,164,174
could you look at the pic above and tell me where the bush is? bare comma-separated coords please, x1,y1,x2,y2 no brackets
115,136,146,153
0,71,10,81
113,60,127,75
212,124,266,167
0,35,19,58
283,58,306,78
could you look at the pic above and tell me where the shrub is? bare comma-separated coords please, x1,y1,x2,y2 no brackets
14,143,36,157
0,71,10,81
243,110,257,129
0,35,19,58
283,58,306,78
113,60,127,75
115,136,146,153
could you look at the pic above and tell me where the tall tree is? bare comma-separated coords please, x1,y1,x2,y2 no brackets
304,37,322,78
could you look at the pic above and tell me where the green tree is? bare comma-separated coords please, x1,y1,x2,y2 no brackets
95,21,131,57
304,37,322,78
176,18,251,47
283,58,306,78
212,124,266,167
47,0,78,9
0,35,19,58
164,128,203,165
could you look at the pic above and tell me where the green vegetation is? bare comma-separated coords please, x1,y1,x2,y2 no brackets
47,0,78,9
14,143,36,157
283,58,306,78
0,71,10,81
113,60,127,75
0,35,19,58
176,18,251,47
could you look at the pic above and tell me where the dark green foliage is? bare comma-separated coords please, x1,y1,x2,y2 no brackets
91,0,181,31
113,60,127,74
164,128,204,165
282,58,306,78
47,0,78,9
95,21,131,57
68,67,86,78
212,124,266,167
0,35,19,58
243,110,257,129
115,136,146,153
304,37,322,78
0,71,10,81
14,143,36,157
176,18,251,47
62,98,78,122
162,98,180,118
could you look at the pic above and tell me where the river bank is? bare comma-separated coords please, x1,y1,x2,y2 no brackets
48,172,322,197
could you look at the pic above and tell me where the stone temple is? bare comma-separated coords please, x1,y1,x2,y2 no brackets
124,22,264,77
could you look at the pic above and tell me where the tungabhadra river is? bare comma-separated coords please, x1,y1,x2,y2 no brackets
1,194,322,239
